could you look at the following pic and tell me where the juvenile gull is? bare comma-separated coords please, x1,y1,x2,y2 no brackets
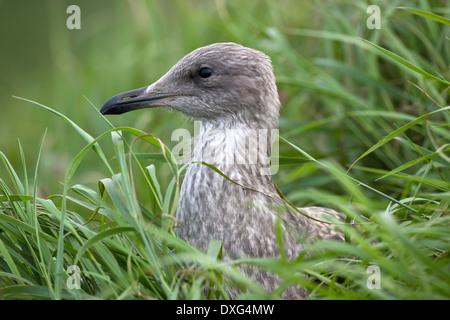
101,43,344,298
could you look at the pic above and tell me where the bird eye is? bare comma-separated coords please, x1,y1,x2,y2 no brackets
199,67,213,78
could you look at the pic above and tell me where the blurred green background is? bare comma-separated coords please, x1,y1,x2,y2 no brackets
1,0,448,206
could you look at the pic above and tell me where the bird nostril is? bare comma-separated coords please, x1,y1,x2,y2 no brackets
121,95,137,101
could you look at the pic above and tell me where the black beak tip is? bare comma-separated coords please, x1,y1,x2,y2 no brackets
100,98,122,115
100,101,110,114
100,86,149,115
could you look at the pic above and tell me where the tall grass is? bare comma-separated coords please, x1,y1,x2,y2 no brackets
1,1,449,299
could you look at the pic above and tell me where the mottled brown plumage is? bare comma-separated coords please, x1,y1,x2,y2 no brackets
101,43,344,298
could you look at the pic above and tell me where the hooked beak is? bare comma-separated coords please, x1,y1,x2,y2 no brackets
100,86,176,115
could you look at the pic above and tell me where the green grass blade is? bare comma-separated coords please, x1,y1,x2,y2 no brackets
279,135,418,213
0,285,85,299
74,226,135,265
0,238,22,284
350,105,450,170
359,39,450,86
13,96,113,173
0,195,33,201
398,7,450,25
376,146,450,181
146,164,163,209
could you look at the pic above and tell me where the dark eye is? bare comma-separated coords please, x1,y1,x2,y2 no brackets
199,67,213,78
